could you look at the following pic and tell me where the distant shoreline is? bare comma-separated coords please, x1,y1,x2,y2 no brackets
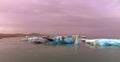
0,33,119,39
0,33,43,39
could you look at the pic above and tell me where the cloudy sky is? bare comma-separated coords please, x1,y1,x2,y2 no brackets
0,0,120,38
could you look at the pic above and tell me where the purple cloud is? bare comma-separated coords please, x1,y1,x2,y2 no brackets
0,0,120,38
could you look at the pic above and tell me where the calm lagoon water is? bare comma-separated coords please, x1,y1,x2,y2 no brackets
0,37,120,62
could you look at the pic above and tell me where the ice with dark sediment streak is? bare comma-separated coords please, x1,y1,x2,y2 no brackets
98,39,120,46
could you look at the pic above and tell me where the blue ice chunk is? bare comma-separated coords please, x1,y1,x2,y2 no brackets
64,36,75,44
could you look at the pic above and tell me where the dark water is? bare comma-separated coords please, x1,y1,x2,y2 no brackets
0,37,120,62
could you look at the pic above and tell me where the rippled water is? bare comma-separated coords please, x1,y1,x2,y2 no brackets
0,37,120,62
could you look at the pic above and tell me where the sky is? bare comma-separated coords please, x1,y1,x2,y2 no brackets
0,0,120,38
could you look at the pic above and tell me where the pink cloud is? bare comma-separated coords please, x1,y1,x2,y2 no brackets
0,0,120,38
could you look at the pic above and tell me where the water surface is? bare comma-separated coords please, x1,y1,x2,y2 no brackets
0,37,120,62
